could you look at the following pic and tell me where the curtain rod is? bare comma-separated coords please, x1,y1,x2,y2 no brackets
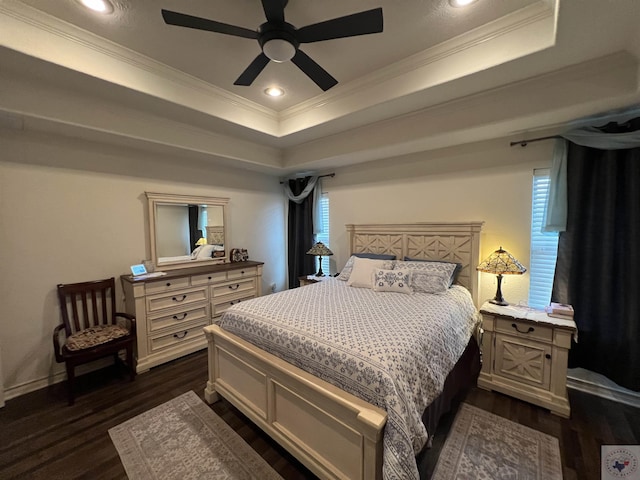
279,173,335,184
509,135,562,147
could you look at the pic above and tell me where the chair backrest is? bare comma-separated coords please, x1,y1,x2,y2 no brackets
57,277,117,336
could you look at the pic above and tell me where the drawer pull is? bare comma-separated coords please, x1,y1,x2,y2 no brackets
228,284,240,291
241,270,245,274
173,331,188,340
166,282,171,287
230,300,241,305
172,313,188,321
172,295,187,302
511,323,534,334
208,276,212,280
545,354,552,359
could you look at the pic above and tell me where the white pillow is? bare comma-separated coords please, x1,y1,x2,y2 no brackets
372,268,413,294
337,255,395,281
196,244,216,259
347,257,389,288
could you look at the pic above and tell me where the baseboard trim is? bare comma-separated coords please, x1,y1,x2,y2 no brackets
567,374,640,408
3,357,113,402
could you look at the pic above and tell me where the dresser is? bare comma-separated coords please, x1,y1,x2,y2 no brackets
121,261,263,373
477,302,577,417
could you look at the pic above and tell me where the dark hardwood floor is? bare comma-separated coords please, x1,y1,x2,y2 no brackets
1,350,638,480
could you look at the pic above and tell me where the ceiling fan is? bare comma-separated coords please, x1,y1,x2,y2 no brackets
161,1,383,91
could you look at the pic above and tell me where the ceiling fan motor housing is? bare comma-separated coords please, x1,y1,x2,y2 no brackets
258,22,299,62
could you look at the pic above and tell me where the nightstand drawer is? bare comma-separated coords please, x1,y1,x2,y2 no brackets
495,317,553,343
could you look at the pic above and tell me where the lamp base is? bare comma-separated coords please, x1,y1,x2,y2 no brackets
315,256,325,277
489,298,509,306
489,274,508,306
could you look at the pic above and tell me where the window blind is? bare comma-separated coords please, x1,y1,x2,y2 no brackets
315,193,331,275
528,169,559,309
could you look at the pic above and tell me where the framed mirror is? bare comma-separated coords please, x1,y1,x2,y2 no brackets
146,192,229,270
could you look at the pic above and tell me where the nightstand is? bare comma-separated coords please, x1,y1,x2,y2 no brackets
477,302,577,417
298,275,331,287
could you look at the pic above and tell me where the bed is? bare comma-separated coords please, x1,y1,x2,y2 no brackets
203,222,483,480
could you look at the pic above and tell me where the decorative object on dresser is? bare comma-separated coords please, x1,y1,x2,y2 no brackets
306,241,333,276
53,277,136,405
477,302,577,417
121,262,263,373
476,246,527,305
545,302,574,319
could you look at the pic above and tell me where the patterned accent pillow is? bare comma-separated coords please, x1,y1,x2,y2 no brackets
337,255,395,281
411,271,451,294
66,324,130,351
347,257,394,288
403,257,462,286
395,261,457,288
372,268,413,294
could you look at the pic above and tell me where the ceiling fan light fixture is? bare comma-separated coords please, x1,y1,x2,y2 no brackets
449,0,479,7
263,39,296,63
79,0,114,14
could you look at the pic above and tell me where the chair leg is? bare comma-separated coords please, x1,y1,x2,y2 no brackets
126,345,136,381
65,362,75,406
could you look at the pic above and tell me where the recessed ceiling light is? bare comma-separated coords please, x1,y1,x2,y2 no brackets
264,87,285,97
449,0,479,7
79,0,114,14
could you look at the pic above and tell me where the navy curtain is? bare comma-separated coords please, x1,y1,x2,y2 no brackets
551,139,640,391
188,205,199,253
287,177,316,288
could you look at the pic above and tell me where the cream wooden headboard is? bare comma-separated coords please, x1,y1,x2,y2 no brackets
346,222,484,306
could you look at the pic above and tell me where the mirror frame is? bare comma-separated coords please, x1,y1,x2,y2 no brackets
146,192,229,271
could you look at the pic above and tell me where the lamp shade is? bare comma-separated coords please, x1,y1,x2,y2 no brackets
477,247,526,275
195,237,208,246
306,242,334,257
477,247,526,306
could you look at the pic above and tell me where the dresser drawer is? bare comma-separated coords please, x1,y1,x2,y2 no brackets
145,276,190,295
227,266,257,281
212,296,254,318
148,305,209,332
495,317,553,343
149,320,207,353
191,271,227,286
212,278,256,298
146,286,208,313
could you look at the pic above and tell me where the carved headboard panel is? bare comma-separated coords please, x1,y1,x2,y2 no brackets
346,222,483,305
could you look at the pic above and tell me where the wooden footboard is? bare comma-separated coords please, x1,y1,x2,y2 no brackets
204,324,387,480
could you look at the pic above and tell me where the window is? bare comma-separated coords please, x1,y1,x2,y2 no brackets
528,169,559,309
314,193,330,275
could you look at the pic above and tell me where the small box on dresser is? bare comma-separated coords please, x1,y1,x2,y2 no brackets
121,261,263,373
478,301,577,417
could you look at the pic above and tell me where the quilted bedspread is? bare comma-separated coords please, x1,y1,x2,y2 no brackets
219,278,479,480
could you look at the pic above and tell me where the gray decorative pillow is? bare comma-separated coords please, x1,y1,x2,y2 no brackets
403,257,462,285
372,268,413,294
411,271,451,294
337,255,395,281
394,261,457,287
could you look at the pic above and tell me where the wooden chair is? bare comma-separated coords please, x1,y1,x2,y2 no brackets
53,277,136,405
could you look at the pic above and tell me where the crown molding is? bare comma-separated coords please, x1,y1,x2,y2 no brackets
0,0,279,134
277,1,556,135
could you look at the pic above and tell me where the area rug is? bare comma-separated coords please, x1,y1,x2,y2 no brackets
432,403,562,480
109,390,283,480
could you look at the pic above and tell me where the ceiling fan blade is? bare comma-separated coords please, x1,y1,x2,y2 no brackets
161,9,258,39
261,0,285,23
297,8,383,43
291,50,338,91
234,53,271,86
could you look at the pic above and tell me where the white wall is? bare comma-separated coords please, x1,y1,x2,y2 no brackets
326,136,554,306
0,129,287,400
